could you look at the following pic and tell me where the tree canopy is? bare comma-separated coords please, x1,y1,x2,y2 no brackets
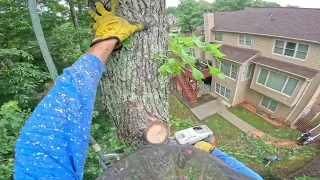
177,0,204,32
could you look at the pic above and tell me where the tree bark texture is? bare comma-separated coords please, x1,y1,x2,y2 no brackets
88,0,169,149
67,0,79,28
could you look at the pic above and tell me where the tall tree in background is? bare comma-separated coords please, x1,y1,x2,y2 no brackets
88,0,169,148
67,0,79,28
167,6,178,15
178,0,203,32
252,0,280,7
214,0,252,11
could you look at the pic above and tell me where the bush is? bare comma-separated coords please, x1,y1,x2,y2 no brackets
0,101,29,179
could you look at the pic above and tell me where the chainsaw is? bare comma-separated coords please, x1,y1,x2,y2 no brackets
90,125,215,170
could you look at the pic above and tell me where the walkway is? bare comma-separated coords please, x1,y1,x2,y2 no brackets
190,98,255,134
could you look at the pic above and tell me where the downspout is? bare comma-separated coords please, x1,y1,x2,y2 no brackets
285,79,311,126
28,0,59,80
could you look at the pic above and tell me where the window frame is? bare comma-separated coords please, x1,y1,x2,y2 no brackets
215,83,231,100
216,60,239,80
272,39,310,60
260,96,279,112
238,35,252,47
215,32,223,42
256,68,300,97
242,63,253,80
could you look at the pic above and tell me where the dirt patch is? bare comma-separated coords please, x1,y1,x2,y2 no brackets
249,130,300,148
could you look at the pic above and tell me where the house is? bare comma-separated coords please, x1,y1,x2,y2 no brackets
191,8,320,127
168,13,180,34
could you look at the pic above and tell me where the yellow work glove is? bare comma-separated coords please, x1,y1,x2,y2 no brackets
194,141,215,153
89,0,149,49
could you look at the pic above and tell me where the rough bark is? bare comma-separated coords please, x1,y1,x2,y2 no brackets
67,0,78,28
88,0,169,149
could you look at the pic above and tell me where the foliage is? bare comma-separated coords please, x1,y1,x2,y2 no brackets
0,101,29,179
167,6,178,15
177,0,203,32
171,118,196,133
0,49,50,107
84,99,131,179
47,23,92,72
252,0,281,8
214,0,252,11
229,107,301,140
155,34,225,82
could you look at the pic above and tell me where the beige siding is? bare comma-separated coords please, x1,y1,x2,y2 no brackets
245,89,293,120
210,59,239,105
286,72,320,123
194,46,205,60
250,65,308,107
212,31,320,70
233,64,252,106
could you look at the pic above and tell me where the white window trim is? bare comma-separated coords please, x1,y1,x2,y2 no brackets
215,32,223,42
216,60,239,81
238,34,252,47
260,96,279,112
272,39,310,61
256,68,300,97
215,83,231,100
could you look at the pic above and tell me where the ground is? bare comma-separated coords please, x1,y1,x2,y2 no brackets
229,106,301,140
312,115,320,126
169,93,320,179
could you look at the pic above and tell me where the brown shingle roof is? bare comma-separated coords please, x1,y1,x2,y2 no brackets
214,8,320,43
218,44,260,64
252,56,319,79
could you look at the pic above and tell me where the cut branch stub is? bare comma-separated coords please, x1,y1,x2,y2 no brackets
145,123,168,144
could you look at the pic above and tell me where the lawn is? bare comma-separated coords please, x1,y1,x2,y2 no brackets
312,115,320,126
169,94,320,179
229,106,301,140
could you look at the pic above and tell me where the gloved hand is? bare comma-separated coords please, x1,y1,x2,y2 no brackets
194,141,215,153
89,0,149,49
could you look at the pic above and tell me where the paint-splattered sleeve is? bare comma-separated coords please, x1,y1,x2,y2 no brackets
14,54,104,180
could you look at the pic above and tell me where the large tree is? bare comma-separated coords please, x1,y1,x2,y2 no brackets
177,0,203,32
88,0,170,148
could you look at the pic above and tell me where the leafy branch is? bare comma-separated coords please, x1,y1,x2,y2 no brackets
154,34,226,82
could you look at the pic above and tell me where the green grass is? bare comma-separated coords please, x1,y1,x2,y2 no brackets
169,94,320,179
311,115,320,126
229,106,301,140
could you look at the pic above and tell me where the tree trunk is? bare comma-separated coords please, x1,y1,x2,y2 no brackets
67,0,78,28
88,0,169,149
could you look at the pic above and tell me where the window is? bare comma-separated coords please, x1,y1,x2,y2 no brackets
215,32,223,41
260,96,278,112
273,40,309,60
257,68,299,96
239,35,252,46
215,83,231,100
242,64,253,80
189,48,195,56
216,60,239,80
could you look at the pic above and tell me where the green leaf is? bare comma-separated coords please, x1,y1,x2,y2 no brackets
122,38,133,49
208,65,221,75
180,37,195,47
181,48,196,65
159,64,170,76
191,67,204,82
209,44,226,58
81,39,91,52
217,73,225,79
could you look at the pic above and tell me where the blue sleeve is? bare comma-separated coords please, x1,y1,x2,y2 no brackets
14,54,104,180
211,148,263,180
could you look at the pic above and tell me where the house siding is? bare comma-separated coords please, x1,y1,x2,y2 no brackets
245,89,292,120
250,65,308,107
213,31,320,70
233,64,251,106
286,72,320,123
